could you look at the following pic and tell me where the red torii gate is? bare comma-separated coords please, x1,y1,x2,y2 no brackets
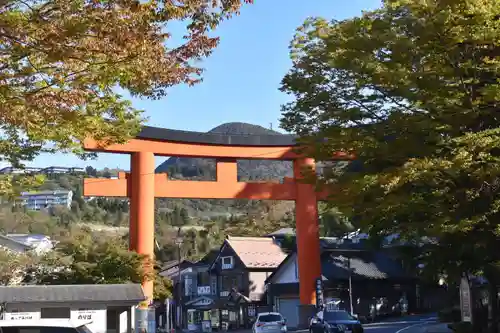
83,126,346,321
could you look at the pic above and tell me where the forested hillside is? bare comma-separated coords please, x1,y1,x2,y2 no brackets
0,171,296,263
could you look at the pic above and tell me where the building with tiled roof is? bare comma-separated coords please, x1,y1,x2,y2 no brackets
167,230,439,332
171,235,287,332
224,236,287,269
0,284,144,333
265,245,419,328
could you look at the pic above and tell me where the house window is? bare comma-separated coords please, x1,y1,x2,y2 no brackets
40,307,70,319
221,256,233,269
185,275,193,296
197,272,210,286
221,275,238,291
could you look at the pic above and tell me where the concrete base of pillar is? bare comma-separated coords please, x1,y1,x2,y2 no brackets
297,304,316,329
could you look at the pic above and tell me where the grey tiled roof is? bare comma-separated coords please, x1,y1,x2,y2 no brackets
0,284,145,304
138,126,297,147
0,234,31,251
322,251,413,280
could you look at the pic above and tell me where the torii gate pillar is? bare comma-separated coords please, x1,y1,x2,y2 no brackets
129,152,155,300
294,158,321,311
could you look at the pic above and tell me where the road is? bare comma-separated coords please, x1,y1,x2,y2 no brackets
362,314,439,333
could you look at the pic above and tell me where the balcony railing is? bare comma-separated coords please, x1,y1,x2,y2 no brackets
197,286,211,295
221,263,233,270
220,291,230,297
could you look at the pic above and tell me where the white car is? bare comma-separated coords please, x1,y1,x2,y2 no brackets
0,319,94,333
253,312,287,333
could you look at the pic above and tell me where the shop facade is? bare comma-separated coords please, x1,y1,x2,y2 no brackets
0,284,145,333
266,249,418,327
172,236,286,332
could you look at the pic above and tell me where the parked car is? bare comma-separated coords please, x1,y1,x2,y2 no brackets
309,310,364,333
252,312,287,333
0,319,93,333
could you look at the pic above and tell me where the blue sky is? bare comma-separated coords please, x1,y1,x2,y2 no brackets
22,0,381,170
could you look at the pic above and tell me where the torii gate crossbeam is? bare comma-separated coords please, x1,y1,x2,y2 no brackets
83,126,347,325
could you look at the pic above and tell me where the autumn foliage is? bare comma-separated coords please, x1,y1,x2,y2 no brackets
0,0,251,166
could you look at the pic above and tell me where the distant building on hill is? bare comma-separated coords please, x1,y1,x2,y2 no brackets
17,190,73,210
0,166,84,175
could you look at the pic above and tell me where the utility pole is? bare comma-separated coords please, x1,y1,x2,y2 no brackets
348,257,354,315
175,228,183,331
345,231,354,315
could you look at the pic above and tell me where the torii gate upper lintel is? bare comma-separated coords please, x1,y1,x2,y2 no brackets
83,126,347,315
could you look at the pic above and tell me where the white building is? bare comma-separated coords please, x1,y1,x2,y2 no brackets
0,284,145,333
17,190,73,210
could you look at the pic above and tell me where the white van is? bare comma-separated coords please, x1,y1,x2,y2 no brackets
0,319,94,333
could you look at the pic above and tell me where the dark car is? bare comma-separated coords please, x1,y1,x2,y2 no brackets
309,310,364,333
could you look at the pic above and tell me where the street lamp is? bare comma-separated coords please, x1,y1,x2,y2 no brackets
342,233,355,316
175,228,183,330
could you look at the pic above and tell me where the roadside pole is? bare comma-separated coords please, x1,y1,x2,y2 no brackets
348,258,354,315
175,228,183,331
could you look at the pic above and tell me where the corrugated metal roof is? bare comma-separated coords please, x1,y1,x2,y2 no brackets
0,284,145,304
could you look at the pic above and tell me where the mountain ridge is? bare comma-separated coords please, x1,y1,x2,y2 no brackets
155,122,293,181
154,122,294,219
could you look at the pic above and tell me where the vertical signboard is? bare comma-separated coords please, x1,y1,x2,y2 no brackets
147,306,156,333
459,276,473,323
315,277,324,309
135,308,149,333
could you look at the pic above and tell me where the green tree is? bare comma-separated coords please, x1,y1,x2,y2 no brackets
36,230,172,300
318,203,354,238
179,208,189,225
280,1,500,329
85,166,98,177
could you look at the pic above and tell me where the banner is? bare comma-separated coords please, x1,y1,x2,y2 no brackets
459,276,473,323
315,277,324,309
135,307,156,333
